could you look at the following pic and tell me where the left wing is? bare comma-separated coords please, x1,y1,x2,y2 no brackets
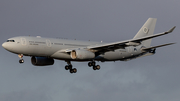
87,26,176,53
141,43,175,52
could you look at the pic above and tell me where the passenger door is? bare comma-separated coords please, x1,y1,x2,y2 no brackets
21,38,26,45
46,40,51,47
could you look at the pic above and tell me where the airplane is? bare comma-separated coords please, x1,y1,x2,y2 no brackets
2,18,176,74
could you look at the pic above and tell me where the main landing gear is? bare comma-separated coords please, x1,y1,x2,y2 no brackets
18,54,24,64
65,61,77,74
64,61,101,74
88,61,100,70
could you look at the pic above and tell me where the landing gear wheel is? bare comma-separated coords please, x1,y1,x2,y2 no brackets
93,66,97,70
73,68,77,73
88,62,92,67
92,62,96,66
65,65,69,70
19,60,21,63
70,69,74,74
21,59,24,63
96,65,100,70
19,59,24,64
65,65,73,70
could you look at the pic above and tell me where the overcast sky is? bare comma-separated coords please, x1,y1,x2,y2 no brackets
0,0,180,101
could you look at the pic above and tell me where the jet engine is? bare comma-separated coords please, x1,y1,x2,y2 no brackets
71,50,95,60
31,56,54,66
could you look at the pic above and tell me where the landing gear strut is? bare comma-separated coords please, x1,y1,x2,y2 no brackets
65,61,77,74
18,54,24,64
88,61,100,70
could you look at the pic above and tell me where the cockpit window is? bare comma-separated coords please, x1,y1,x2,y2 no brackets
7,40,15,42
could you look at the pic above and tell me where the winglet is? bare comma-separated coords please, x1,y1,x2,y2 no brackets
166,26,176,33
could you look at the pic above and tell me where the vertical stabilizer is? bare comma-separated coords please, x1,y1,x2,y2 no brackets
133,18,157,47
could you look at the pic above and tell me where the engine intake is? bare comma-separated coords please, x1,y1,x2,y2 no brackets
31,56,54,66
71,50,95,60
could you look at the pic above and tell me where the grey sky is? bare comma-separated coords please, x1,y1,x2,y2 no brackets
0,0,180,101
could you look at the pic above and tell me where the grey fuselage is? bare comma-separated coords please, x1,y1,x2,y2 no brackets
2,36,144,62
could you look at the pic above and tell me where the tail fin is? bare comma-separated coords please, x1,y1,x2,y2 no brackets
133,18,157,47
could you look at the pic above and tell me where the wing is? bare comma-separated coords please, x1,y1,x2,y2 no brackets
141,43,175,52
87,26,176,53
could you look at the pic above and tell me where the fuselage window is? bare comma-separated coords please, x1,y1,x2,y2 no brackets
7,40,15,42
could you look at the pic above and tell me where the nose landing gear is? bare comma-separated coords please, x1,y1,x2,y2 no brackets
19,59,24,63
18,54,24,64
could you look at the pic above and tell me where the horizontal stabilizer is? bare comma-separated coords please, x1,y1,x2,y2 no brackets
141,43,175,52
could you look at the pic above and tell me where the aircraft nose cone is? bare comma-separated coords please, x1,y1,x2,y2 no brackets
2,43,6,48
2,42,8,50
2,42,15,52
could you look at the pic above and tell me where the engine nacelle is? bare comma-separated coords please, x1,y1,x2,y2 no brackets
71,50,95,60
31,56,54,66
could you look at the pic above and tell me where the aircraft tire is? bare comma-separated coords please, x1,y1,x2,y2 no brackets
96,65,100,70
73,68,77,73
88,62,92,67
65,65,69,70
93,66,97,70
92,62,96,66
21,59,24,63
19,59,24,63
70,69,74,73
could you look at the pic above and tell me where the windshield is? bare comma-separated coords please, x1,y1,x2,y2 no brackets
7,40,15,42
